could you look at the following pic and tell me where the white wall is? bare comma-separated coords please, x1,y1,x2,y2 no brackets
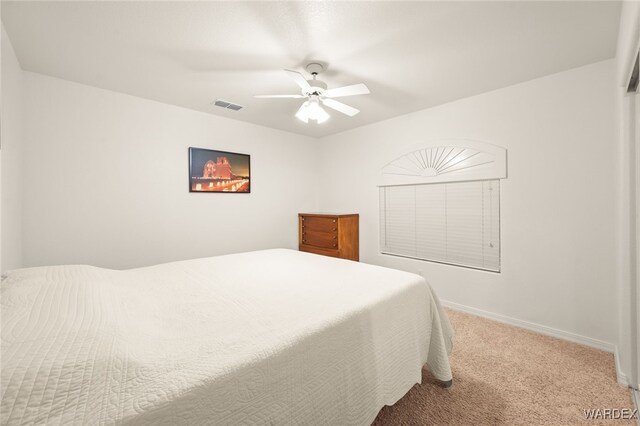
21,72,318,269
615,0,640,387
1,25,23,272
318,60,618,346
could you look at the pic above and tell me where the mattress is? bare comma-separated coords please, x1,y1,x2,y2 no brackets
1,249,453,425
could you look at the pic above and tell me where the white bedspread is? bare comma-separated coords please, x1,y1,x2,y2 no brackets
1,249,453,425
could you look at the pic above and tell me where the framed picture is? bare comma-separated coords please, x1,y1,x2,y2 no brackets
189,147,251,193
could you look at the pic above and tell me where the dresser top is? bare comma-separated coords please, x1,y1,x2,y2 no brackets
299,213,359,218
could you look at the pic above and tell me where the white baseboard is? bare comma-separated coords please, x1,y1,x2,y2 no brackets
440,299,629,385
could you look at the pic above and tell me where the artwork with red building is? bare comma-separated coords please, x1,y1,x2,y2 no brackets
189,147,250,193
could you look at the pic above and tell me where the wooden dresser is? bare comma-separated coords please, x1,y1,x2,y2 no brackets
298,213,359,261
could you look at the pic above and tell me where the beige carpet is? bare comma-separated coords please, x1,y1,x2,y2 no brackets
374,309,635,425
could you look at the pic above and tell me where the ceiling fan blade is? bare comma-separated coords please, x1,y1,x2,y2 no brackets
284,69,312,92
322,98,360,117
254,94,307,99
323,83,370,98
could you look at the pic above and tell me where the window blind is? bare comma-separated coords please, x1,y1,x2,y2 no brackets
379,179,500,272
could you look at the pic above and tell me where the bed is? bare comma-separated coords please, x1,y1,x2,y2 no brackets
1,249,453,425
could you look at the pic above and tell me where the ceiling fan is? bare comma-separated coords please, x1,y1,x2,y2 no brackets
254,63,370,124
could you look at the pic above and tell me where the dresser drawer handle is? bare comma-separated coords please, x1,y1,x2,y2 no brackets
332,228,336,231
303,240,306,243
333,236,336,240
332,220,336,223
333,244,337,247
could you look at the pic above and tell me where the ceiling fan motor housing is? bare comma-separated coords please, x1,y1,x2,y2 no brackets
304,79,327,96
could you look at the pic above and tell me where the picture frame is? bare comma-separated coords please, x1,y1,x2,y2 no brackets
188,147,251,193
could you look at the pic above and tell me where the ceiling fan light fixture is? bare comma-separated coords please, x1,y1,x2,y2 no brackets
307,97,321,116
307,96,330,123
295,101,310,123
315,106,330,123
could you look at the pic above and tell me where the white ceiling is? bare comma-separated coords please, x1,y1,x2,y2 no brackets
1,1,621,138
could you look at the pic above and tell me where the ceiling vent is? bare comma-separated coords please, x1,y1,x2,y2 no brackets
212,99,244,111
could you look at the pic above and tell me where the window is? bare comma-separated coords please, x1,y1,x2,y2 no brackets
379,179,500,272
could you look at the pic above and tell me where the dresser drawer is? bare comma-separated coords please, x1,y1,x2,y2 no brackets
301,229,338,249
301,216,337,233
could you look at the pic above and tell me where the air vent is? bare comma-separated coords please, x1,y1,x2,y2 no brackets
212,99,244,111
